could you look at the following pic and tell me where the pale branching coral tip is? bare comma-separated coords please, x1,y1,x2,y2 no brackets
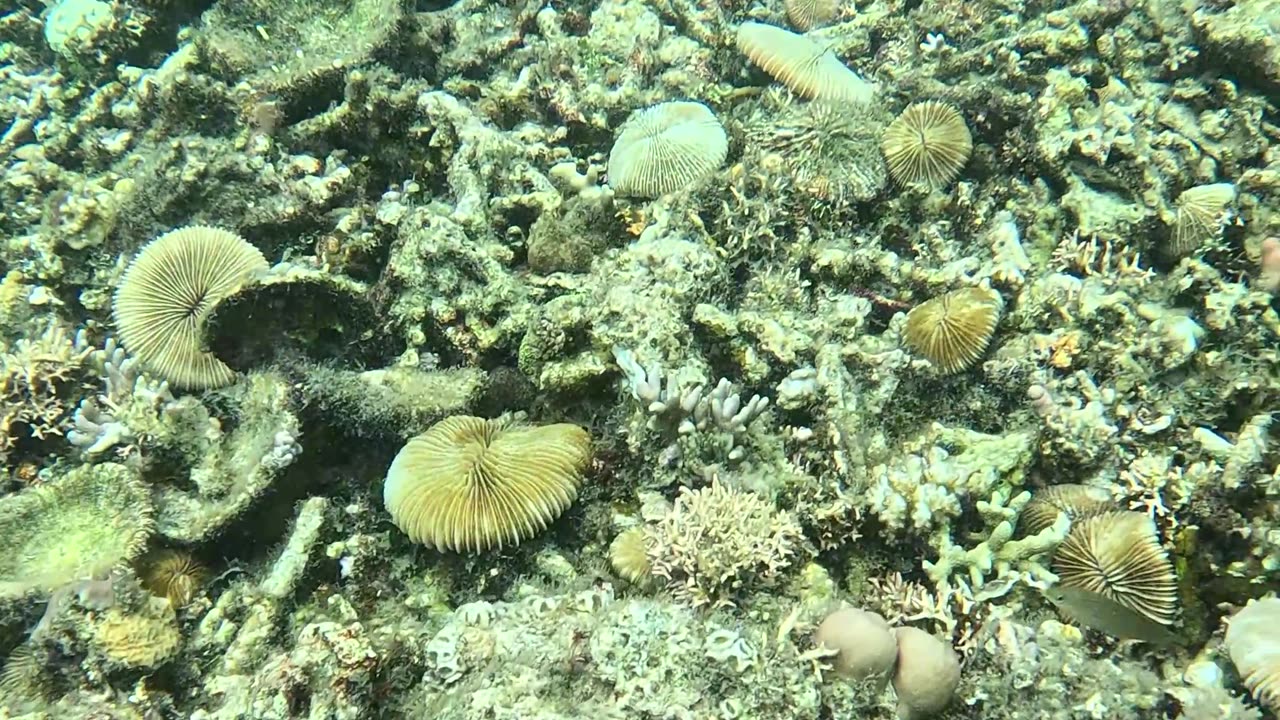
903,286,1001,374
1052,511,1178,627
881,100,972,191
383,415,592,553
607,101,728,198
112,225,268,389
736,22,875,105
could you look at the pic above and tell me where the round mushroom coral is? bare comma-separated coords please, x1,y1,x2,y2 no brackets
607,101,728,198
903,286,1002,374
383,415,592,553
112,225,268,389
881,100,972,191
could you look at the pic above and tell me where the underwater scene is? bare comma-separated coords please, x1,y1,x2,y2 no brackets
0,0,1278,717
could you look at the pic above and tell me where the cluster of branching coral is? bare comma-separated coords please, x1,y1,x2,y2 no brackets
0,322,91,462
646,478,810,608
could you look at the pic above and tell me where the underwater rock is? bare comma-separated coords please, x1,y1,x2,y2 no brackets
202,263,395,374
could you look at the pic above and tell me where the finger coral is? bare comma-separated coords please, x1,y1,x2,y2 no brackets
1225,598,1280,712
607,101,728,198
881,100,973,191
903,286,1002,374
113,225,268,390
736,22,875,104
1052,511,1178,627
383,415,592,553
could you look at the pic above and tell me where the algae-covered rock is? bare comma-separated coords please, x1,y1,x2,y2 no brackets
202,263,394,373
299,364,488,439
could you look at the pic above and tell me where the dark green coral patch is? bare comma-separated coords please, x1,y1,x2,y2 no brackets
201,264,399,374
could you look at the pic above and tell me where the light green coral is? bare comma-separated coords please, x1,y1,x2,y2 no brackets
0,462,151,600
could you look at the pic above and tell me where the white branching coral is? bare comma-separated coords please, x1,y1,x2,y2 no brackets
924,488,1068,596
613,346,771,471
647,478,809,608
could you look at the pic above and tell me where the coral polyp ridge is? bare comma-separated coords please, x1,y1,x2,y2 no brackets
0,0,1277,717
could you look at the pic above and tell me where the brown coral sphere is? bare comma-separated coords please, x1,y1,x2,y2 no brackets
892,626,961,718
814,608,897,682
113,225,268,389
881,101,972,191
903,286,1001,374
383,416,592,553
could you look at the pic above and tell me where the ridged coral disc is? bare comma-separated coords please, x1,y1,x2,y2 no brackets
1052,511,1178,627
785,0,837,31
608,101,728,198
1170,182,1236,256
736,22,874,104
903,286,1001,374
1226,598,1280,711
383,416,592,553
113,225,268,389
1019,484,1114,535
881,100,972,191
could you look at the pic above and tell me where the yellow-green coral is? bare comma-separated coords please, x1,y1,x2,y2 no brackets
0,462,152,599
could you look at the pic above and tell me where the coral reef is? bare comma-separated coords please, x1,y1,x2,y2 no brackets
2,0,1279,715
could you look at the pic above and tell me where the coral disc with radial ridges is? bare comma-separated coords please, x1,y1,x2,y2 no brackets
384,416,592,553
112,226,268,390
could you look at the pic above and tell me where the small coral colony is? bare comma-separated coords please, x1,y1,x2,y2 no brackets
1,0,1279,718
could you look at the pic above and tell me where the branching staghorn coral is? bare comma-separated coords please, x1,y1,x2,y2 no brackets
69,341,302,543
67,338,194,458
0,321,92,461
